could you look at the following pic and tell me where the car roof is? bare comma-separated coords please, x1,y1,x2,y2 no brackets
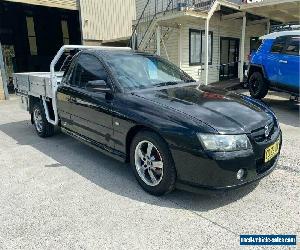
91,49,153,57
260,30,300,40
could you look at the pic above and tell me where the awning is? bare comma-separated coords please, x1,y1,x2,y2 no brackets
240,0,300,23
3,0,78,10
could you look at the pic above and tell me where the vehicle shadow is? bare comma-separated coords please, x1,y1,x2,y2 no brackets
0,120,259,212
262,98,299,128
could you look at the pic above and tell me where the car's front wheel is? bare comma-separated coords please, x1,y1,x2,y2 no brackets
249,72,268,99
130,131,176,196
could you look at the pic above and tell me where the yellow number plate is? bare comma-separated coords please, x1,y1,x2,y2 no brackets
264,139,280,163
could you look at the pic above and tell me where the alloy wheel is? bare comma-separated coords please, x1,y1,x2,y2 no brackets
33,108,43,133
134,140,164,186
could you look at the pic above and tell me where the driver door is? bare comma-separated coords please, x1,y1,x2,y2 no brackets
68,53,114,148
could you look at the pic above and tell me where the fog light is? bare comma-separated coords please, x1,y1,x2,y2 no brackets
237,169,245,180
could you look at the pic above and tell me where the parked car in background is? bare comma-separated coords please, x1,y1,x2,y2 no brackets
247,30,300,99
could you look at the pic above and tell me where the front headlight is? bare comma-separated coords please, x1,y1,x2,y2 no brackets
197,134,251,152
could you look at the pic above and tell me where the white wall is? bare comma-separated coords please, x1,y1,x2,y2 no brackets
160,28,179,65
80,0,136,42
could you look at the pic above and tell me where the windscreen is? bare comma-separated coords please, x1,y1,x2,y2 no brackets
106,54,195,90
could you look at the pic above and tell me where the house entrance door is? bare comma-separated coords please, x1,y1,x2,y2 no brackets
220,37,240,80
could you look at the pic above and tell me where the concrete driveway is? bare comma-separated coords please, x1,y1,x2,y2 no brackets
0,92,299,250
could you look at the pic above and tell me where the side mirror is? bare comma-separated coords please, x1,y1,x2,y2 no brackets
86,80,111,93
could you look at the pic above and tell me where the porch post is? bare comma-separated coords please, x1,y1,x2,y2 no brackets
178,24,182,68
132,29,136,50
266,19,271,34
204,19,209,85
156,26,161,56
0,74,6,100
239,13,246,83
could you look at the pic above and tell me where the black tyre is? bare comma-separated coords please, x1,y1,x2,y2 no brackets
32,101,54,138
249,72,268,99
130,131,176,196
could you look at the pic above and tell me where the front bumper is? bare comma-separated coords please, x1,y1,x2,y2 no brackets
171,130,282,192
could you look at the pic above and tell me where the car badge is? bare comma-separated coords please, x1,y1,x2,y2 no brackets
265,125,270,138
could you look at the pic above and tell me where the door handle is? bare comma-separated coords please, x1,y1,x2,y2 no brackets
279,60,288,64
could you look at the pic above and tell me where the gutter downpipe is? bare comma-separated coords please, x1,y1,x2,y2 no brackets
77,0,84,45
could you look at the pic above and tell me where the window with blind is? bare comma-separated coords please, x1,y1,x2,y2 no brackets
61,20,70,45
26,16,37,55
189,29,213,66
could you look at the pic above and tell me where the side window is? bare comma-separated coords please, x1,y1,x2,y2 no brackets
285,36,300,56
271,36,287,53
250,37,262,52
71,54,108,88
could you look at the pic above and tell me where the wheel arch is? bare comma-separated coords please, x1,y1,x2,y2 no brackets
125,125,168,163
248,64,267,80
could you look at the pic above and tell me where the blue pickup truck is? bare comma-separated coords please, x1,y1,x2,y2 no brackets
247,31,299,99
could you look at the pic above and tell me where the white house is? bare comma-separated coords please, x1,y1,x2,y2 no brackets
132,0,300,85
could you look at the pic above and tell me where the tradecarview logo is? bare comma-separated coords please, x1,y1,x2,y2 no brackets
240,235,297,246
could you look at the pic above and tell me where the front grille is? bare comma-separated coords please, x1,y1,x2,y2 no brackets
251,120,280,175
251,121,276,143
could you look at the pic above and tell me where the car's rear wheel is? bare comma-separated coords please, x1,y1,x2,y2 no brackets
249,72,268,99
130,131,176,196
32,102,54,138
